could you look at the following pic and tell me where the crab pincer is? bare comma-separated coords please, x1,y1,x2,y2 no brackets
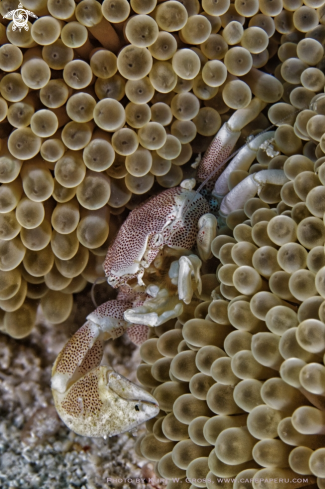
51,299,159,437
53,364,159,438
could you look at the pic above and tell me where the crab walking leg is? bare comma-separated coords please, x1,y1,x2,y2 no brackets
212,131,276,198
220,170,289,216
197,97,267,189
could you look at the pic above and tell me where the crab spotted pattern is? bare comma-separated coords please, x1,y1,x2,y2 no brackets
197,136,237,191
104,187,209,287
61,369,103,418
127,324,150,346
76,341,104,376
54,321,99,377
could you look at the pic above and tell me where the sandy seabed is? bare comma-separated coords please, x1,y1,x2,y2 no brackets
0,284,159,489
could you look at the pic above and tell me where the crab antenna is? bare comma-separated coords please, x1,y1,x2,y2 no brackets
91,277,108,308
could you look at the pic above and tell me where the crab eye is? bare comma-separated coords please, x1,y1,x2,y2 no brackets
135,404,140,411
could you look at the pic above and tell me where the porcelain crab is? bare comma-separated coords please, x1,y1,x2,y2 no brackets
51,97,286,438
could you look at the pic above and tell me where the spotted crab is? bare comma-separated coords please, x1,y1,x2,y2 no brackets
51,97,285,438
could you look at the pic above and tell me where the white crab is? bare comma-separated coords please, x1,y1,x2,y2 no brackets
51,98,286,438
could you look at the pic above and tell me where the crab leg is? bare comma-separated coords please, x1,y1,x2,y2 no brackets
197,97,267,190
219,169,289,216
51,299,159,437
212,131,277,198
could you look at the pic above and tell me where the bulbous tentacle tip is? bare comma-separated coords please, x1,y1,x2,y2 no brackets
53,366,159,438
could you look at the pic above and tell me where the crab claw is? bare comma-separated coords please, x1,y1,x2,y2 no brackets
53,366,159,438
51,297,159,437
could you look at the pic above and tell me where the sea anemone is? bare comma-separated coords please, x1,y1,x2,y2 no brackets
136,147,325,487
